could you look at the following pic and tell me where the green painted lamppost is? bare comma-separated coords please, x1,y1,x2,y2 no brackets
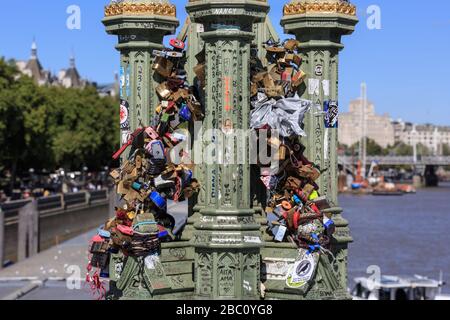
103,0,179,148
186,0,270,299
102,0,184,300
281,0,358,291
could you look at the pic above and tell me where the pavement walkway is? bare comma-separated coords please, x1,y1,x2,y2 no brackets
0,201,187,300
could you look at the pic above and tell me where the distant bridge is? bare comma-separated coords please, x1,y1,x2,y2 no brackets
338,156,450,166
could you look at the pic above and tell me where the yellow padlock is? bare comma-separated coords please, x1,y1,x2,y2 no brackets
127,211,136,220
309,190,319,201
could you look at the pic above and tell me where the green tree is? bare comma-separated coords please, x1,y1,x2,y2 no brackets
0,56,119,189
0,58,50,187
443,144,450,156
43,85,119,170
391,142,413,156
417,143,431,156
350,138,389,156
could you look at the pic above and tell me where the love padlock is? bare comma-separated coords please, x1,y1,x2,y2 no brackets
169,38,185,51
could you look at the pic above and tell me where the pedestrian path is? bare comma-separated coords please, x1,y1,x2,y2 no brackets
0,229,95,300
0,201,187,300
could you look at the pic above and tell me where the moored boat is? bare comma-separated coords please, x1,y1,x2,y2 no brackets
351,275,450,300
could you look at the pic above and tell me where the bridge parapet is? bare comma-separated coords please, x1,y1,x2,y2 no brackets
0,190,110,267
339,156,450,166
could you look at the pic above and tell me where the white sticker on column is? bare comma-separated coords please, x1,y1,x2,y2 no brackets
308,78,320,95
197,24,204,33
324,128,329,160
322,80,330,97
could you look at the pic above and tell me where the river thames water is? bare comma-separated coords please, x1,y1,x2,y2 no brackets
340,182,450,293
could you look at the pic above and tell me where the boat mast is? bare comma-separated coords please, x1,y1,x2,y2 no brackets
360,82,367,179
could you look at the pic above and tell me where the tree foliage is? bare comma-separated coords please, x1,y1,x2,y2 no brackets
349,138,390,156
443,143,450,156
0,57,119,178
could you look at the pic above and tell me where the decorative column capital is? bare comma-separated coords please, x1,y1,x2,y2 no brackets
103,0,179,38
186,0,270,31
281,0,358,41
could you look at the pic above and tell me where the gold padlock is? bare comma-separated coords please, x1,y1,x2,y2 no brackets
170,88,190,103
276,145,287,161
156,82,171,99
127,211,136,220
194,63,206,84
284,39,300,51
110,169,120,181
265,46,286,54
293,54,302,67
263,73,275,89
135,155,142,169
302,184,316,198
265,86,284,98
153,56,174,78
253,71,266,84
251,83,258,96
268,137,282,148
284,53,294,63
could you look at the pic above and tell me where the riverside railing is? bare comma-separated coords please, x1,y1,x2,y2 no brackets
0,190,110,268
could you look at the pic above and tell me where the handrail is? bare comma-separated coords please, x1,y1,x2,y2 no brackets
0,190,109,217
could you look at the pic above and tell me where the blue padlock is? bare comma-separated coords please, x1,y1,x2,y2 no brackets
158,227,169,238
292,194,302,205
97,226,111,239
132,182,142,191
183,170,193,184
100,268,110,279
324,218,335,230
149,191,166,209
179,104,191,122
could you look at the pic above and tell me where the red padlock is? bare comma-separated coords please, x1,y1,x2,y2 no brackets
112,127,145,160
165,133,179,144
310,203,321,214
293,210,301,230
169,38,185,50
281,70,292,82
165,101,177,112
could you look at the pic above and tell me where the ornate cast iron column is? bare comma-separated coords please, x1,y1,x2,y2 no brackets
180,4,279,244
281,0,358,291
103,0,179,152
103,0,186,300
186,0,269,299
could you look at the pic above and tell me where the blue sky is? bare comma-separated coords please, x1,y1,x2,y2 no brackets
0,0,449,125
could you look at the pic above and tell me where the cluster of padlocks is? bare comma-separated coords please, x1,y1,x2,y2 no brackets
86,39,202,297
250,39,336,289
86,37,338,295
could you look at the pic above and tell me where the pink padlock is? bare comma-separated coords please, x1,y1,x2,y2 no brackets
145,127,159,140
117,225,134,236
